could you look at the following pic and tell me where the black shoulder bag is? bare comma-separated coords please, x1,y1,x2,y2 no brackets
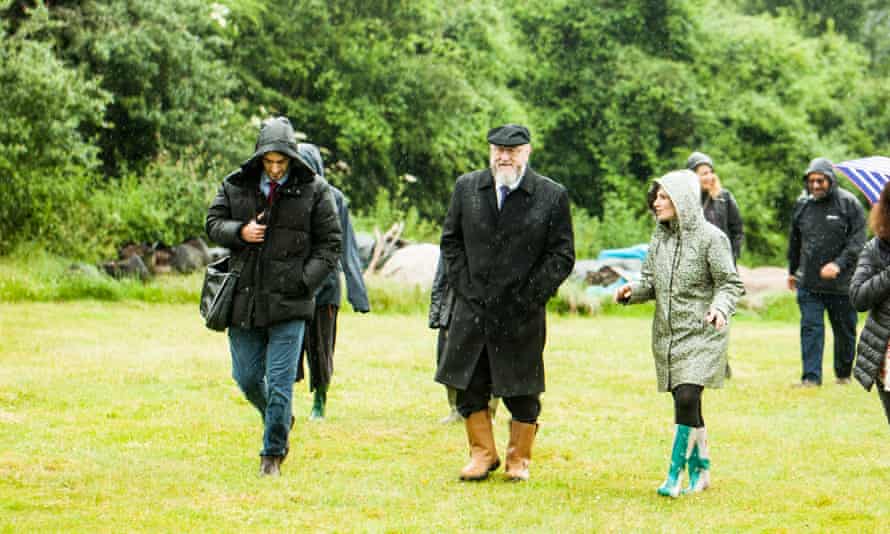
199,254,244,331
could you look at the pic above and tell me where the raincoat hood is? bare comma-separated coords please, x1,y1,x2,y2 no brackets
651,170,703,233
297,143,325,177
803,157,838,198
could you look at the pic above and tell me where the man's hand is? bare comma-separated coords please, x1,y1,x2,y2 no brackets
240,219,267,243
705,308,726,329
820,262,840,280
614,283,632,304
787,275,797,291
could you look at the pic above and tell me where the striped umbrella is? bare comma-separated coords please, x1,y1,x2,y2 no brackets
835,156,890,205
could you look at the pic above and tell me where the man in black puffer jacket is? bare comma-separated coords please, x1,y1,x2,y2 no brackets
206,117,342,476
787,157,866,387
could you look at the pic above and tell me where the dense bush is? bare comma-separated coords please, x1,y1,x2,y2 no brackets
0,0,889,267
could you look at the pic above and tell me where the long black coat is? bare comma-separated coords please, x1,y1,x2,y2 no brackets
436,167,575,397
205,158,342,328
849,237,890,390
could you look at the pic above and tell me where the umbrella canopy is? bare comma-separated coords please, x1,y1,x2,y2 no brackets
835,156,890,205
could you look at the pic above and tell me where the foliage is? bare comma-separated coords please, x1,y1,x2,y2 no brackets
219,0,527,219
512,0,890,264
49,0,251,176
1,0,890,265
0,3,109,254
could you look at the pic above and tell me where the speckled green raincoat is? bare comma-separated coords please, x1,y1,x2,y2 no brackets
629,170,745,392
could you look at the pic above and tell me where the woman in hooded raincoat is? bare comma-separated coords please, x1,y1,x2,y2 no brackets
615,169,744,498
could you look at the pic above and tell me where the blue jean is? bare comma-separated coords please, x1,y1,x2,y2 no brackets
229,320,305,457
797,287,857,384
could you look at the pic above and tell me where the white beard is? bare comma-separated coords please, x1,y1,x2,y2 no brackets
494,167,520,188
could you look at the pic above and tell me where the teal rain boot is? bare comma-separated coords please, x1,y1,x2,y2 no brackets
685,427,711,493
657,424,693,498
310,385,327,421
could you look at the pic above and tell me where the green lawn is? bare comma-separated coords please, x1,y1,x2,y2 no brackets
1,303,887,532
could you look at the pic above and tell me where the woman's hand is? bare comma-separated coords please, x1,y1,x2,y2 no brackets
705,308,726,329
614,283,632,304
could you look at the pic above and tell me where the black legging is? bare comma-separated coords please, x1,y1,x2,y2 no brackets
672,383,704,427
456,348,540,424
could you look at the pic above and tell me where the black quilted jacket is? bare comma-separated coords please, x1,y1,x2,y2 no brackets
849,237,890,390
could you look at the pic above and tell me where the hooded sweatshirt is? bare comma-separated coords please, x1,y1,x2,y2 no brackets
788,158,866,295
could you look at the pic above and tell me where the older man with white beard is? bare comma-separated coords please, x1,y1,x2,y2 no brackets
437,124,575,482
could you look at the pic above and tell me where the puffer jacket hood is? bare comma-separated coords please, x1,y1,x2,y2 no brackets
297,143,325,177
238,117,315,183
650,169,703,234
253,117,301,160
686,151,714,171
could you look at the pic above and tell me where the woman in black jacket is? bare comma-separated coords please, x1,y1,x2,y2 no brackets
849,181,890,426
687,152,744,264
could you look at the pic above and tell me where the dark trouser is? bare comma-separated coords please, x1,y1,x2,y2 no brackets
878,381,890,427
797,287,857,384
299,304,338,391
456,347,540,424
672,383,704,427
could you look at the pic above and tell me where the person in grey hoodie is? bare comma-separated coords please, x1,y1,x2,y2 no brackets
615,169,744,498
787,157,866,388
295,143,370,421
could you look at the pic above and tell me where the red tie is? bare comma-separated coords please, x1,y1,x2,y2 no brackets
268,181,279,205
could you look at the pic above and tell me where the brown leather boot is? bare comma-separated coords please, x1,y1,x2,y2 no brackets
459,410,500,481
504,420,538,481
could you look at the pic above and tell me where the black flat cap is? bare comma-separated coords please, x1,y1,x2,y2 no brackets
487,124,531,146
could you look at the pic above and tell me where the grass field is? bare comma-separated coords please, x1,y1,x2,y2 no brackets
1,302,888,532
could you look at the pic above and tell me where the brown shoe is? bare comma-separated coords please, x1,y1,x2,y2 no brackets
459,410,500,481
504,420,538,482
259,456,282,477
792,379,819,388
835,377,851,385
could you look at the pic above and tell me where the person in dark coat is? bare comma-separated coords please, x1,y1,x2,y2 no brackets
848,181,890,426
205,117,342,476
294,143,370,421
429,255,460,424
787,157,866,387
437,124,575,482
686,152,744,263
429,255,499,424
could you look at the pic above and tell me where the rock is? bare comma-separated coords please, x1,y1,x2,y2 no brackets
379,243,440,288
